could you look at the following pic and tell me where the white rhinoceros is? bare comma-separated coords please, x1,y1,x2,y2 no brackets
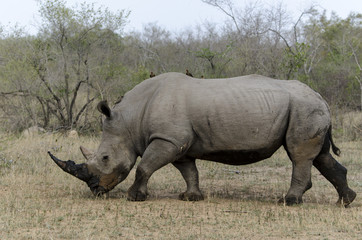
49,73,356,206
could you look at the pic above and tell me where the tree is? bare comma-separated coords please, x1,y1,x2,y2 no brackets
1,0,361,133
1,0,129,131
347,13,362,110
194,45,232,77
301,12,362,108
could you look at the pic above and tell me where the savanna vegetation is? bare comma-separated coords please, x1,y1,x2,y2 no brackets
0,0,361,135
0,1,361,239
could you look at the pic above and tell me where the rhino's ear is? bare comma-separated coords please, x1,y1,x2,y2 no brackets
97,100,111,118
80,146,93,161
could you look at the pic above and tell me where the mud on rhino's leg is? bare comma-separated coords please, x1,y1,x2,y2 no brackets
282,136,325,205
172,158,204,201
281,156,314,205
127,139,179,201
313,152,356,207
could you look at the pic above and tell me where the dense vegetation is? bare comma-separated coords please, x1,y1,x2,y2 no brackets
0,0,361,133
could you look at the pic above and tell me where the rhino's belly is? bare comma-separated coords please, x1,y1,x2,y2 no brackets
190,146,281,165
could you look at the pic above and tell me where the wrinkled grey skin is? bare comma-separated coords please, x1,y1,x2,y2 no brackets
51,73,356,206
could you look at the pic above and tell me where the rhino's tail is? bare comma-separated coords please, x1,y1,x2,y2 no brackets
328,125,341,156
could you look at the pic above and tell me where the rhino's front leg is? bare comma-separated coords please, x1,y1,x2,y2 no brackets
127,139,179,201
172,157,204,201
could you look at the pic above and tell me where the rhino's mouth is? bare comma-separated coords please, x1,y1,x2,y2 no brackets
91,186,107,197
86,175,107,196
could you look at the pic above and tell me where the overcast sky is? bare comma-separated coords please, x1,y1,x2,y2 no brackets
0,0,361,35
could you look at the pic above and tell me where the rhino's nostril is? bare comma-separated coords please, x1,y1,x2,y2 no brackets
102,155,109,162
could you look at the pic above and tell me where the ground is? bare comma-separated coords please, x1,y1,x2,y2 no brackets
0,133,361,239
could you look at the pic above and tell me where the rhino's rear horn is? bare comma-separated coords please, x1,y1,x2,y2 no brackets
48,151,91,182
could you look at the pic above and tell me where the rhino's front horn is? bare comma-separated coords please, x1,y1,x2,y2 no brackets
48,151,91,182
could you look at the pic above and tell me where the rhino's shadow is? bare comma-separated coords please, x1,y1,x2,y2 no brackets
81,186,360,207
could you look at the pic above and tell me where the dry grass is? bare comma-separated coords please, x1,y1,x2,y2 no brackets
0,133,361,240
333,110,362,141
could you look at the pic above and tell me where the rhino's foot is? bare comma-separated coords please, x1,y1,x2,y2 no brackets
337,188,357,207
278,196,303,206
179,191,204,201
127,190,147,201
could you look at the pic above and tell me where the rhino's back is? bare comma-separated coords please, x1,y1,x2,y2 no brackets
183,75,291,159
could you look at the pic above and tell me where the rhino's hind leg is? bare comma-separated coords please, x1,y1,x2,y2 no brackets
172,158,204,201
313,150,356,207
280,157,314,205
282,137,325,205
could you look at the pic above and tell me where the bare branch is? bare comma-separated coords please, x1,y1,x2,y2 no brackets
0,90,31,97
202,0,241,34
35,68,66,123
69,80,86,125
293,8,312,43
268,28,293,54
73,95,98,126
349,42,362,71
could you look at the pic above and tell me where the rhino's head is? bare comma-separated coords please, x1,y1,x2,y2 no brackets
49,101,137,196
